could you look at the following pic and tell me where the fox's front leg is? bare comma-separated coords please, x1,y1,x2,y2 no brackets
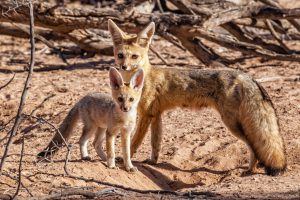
130,115,152,157
145,114,162,165
106,130,118,169
121,129,138,172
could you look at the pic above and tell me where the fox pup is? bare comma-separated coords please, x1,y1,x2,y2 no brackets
38,67,144,172
107,20,286,176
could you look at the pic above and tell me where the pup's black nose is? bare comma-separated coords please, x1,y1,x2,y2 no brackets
121,65,127,70
123,107,130,112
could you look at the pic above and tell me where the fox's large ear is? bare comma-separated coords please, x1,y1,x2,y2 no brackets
130,69,144,90
109,67,124,89
108,19,125,46
137,22,155,47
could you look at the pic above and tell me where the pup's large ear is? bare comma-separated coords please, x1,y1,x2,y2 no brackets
130,69,144,90
109,67,124,89
108,19,125,46
137,22,155,47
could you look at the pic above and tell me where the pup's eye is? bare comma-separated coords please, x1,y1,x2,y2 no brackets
129,97,134,102
117,97,124,102
118,53,124,59
131,54,139,59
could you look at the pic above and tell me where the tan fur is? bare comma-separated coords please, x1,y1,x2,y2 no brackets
108,20,287,176
38,67,144,172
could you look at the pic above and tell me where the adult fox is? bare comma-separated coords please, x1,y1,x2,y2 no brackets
107,20,286,176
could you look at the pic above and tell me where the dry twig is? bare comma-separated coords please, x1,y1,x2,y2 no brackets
265,19,290,53
0,73,15,91
0,0,35,172
12,132,25,198
150,46,168,65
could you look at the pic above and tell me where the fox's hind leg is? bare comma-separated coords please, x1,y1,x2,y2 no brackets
93,128,107,161
249,148,258,173
221,115,258,174
79,124,97,160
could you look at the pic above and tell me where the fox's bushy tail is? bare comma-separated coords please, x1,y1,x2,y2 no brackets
241,80,286,176
37,106,80,158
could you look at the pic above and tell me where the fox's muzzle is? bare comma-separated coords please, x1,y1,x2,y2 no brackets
120,106,130,112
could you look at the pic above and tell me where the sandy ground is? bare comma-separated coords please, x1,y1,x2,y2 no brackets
0,18,300,199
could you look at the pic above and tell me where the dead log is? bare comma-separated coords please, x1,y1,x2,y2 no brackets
1,1,300,34
1,1,300,65
0,1,208,33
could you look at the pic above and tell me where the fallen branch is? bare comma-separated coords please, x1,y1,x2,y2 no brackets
1,1,300,34
246,63,282,69
0,1,208,33
222,22,289,54
265,19,290,53
28,171,219,198
30,188,117,200
184,27,300,62
2,172,33,197
234,18,287,34
258,0,300,32
0,1,299,66
203,2,262,29
256,75,300,83
0,23,65,40
12,22,69,64
203,4,300,29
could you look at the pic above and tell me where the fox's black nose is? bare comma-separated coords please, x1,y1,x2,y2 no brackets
123,107,130,112
121,65,127,70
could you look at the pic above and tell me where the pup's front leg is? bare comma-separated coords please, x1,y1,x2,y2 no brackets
122,129,137,172
106,130,118,169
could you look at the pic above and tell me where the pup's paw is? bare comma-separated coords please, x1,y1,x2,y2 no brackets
108,165,119,170
82,156,92,161
126,166,138,173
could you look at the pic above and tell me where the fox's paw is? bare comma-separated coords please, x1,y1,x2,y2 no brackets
241,168,259,177
126,166,138,173
265,166,285,176
142,158,158,165
82,156,92,161
241,170,254,177
107,164,119,170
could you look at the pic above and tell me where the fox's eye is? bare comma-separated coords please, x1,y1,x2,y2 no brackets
129,97,134,102
118,53,124,59
117,97,124,102
131,54,139,59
